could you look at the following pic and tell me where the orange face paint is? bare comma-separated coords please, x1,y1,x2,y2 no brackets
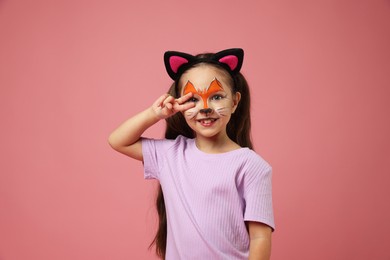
183,78,224,108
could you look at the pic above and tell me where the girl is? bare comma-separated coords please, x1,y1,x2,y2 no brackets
108,48,275,260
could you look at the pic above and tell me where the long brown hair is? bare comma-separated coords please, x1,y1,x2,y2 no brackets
149,53,253,258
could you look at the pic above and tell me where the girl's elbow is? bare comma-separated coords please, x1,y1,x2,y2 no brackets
108,134,121,151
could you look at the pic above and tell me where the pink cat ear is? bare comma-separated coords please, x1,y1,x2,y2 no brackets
164,51,195,80
213,48,244,74
219,55,239,71
169,56,189,73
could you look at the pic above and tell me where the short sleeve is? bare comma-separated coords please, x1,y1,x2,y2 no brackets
243,165,275,231
141,138,174,180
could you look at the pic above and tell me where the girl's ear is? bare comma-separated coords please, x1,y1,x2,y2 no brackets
164,51,195,80
213,48,244,74
232,92,241,114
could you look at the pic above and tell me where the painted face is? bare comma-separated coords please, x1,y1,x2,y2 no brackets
181,77,234,122
179,65,240,139
183,78,224,109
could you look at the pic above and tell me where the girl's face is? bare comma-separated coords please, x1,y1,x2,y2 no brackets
179,65,241,140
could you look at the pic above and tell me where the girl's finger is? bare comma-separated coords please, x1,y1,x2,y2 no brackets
154,93,170,107
175,92,193,104
165,102,174,110
174,100,195,112
162,95,175,107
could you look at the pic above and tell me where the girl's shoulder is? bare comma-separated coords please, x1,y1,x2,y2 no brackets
246,150,272,172
141,135,191,152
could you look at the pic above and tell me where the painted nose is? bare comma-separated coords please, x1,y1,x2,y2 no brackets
199,108,212,115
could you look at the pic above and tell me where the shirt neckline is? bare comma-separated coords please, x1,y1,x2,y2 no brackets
189,138,249,158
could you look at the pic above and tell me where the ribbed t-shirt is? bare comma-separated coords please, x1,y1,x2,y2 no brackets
142,135,274,260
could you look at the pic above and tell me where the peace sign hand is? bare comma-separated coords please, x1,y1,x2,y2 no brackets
152,92,195,120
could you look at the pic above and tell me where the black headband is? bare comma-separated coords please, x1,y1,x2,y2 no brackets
164,48,244,81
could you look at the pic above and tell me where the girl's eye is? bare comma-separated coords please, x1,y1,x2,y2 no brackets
188,97,198,103
211,95,223,101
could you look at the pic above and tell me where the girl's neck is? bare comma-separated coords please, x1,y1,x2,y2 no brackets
194,134,241,154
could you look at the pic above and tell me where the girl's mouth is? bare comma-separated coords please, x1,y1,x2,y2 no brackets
197,118,217,127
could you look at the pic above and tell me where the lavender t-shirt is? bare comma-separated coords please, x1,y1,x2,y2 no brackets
142,135,274,260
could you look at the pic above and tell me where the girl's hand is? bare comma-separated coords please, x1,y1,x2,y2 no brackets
152,92,195,119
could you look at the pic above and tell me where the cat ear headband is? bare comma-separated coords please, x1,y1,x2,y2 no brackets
164,48,244,81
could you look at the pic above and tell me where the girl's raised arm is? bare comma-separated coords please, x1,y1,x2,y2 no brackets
108,92,194,161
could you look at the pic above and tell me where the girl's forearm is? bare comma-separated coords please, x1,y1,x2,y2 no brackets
108,93,193,159
248,237,271,260
108,107,159,150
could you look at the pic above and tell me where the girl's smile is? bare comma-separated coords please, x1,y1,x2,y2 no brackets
197,117,218,127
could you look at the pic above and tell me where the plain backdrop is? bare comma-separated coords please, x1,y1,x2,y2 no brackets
1,0,390,259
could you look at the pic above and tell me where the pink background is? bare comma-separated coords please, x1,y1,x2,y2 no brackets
1,0,390,259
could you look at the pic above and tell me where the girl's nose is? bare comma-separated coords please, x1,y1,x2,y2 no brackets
199,108,212,115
